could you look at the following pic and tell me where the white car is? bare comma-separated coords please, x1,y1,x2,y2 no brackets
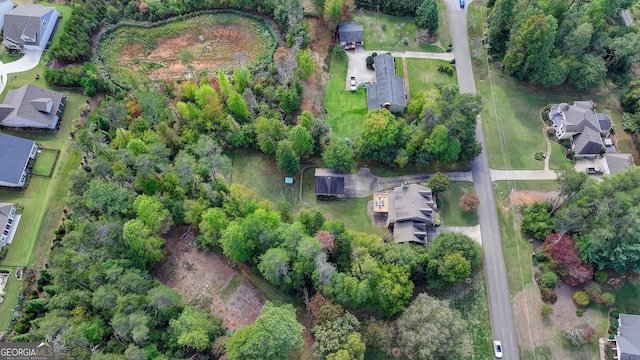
494,340,503,358
350,77,357,92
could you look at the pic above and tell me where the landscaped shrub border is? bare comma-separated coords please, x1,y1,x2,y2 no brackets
94,9,279,91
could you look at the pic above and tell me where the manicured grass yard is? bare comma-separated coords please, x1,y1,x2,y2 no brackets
438,181,478,226
31,148,59,176
405,58,457,97
0,269,21,331
324,55,367,139
351,9,443,52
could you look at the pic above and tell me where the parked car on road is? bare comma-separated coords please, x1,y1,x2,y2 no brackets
494,341,503,358
350,77,357,92
460,0,465,7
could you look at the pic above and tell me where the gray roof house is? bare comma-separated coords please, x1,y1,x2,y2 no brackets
602,153,635,176
0,84,65,129
337,22,364,46
314,168,345,199
616,314,640,360
375,182,437,244
0,133,38,187
549,101,610,158
0,202,17,248
365,54,407,113
3,4,59,51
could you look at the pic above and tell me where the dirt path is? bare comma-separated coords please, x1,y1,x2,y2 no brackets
402,56,410,101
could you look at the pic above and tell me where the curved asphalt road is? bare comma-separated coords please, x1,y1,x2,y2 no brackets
446,2,520,358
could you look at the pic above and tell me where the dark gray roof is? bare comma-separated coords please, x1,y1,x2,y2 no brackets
604,153,634,175
617,314,640,360
598,113,612,131
3,4,56,48
366,54,406,111
388,183,437,244
337,22,364,43
0,133,35,186
561,101,600,133
573,129,603,155
0,84,65,129
315,176,344,196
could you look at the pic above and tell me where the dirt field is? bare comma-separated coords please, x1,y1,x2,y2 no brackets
100,14,275,82
153,227,265,330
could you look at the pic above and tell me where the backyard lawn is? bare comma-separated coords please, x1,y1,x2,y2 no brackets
31,148,59,176
324,55,367,139
351,9,443,52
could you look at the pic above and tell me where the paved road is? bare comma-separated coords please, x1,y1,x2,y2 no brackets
0,48,44,94
446,1,520,358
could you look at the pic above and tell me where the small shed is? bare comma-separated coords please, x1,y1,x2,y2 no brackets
337,22,364,46
314,168,345,199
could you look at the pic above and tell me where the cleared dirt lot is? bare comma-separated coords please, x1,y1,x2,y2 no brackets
153,227,264,330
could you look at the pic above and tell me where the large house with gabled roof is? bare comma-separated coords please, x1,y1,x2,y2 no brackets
365,54,407,113
3,4,59,52
0,84,65,130
549,101,612,158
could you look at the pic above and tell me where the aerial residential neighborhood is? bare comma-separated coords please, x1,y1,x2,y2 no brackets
0,0,639,359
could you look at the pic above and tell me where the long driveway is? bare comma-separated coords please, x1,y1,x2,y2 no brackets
0,48,44,94
446,1,520,358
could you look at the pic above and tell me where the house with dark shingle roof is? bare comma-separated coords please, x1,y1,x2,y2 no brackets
0,202,17,248
314,168,345,199
337,22,364,47
549,101,610,158
375,182,438,244
3,4,59,52
0,133,38,187
615,314,640,360
365,54,406,113
0,84,65,129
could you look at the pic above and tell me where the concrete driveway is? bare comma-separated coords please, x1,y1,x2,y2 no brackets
345,47,377,91
0,48,44,94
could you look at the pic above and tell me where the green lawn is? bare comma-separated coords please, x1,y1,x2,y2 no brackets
324,55,368,139
351,9,443,52
438,181,478,226
405,58,457,97
549,139,575,171
31,149,59,176
229,150,300,208
0,268,21,331
436,0,452,48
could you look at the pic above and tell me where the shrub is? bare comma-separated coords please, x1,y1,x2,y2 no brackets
541,304,553,317
333,44,346,60
449,59,456,64
460,193,480,213
366,56,374,70
601,292,616,307
566,323,595,345
402,37,409,46
12,322,30,334
576,309,584,316
541,288,557,304
538,271,559,289
584,283,603,303
534,252,548,263
595,271,608,283
573,290,590,307
0,246,8,259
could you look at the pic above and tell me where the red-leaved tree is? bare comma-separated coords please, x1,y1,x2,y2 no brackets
460,193,480,213
543,233,593,286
